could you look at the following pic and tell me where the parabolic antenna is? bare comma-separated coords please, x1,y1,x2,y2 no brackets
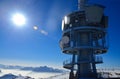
60,40,63,49
62,36,70,44
60,36,70,49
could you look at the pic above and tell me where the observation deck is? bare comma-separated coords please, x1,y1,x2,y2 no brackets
63,56,103,69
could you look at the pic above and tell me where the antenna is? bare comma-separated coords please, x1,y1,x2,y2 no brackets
60,0,108,79
78,0,88,10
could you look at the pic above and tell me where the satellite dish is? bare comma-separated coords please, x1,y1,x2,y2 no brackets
62,36,70,44
59,36,70,49
60,40,63,49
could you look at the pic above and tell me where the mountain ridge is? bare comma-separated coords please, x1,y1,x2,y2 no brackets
0,64,65,73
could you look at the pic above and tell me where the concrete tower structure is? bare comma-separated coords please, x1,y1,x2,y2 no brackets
60,0,108,79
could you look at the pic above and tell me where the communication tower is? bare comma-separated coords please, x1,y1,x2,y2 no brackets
60,0,108,79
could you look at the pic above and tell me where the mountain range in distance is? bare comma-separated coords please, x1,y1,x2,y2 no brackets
0,64,65,73
0,73,34,79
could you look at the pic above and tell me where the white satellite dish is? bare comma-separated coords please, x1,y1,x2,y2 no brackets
62,36,70,44
60,36,70,49
60,40,64,49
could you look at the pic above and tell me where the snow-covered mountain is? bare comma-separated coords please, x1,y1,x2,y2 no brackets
1,64,119,79
0,64,67,79
0,69,67,79
0,73,17,79
0,68,120,79
21,66,64,73
0,74,34,79
0,64,22,69
0,64,65,73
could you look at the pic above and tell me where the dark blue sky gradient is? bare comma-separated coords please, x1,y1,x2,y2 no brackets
0,0,120,68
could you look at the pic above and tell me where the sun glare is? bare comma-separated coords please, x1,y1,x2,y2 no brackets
33,26,38,30
12,13,26,26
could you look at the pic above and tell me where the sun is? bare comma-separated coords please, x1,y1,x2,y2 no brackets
12,13,26,26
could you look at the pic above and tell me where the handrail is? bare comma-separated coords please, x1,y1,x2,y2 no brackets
63,56,103,66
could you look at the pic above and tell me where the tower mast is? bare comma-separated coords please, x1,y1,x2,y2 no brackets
60,0,108,79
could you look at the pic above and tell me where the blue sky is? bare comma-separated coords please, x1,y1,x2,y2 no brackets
0,0,120,68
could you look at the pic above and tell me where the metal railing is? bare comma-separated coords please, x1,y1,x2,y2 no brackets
95,56,103,63
63,56,103,67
